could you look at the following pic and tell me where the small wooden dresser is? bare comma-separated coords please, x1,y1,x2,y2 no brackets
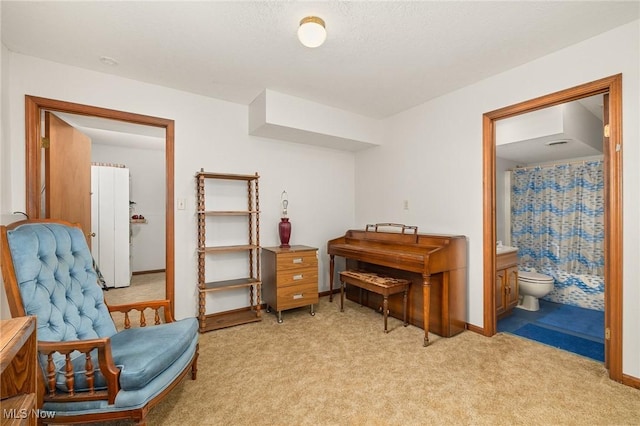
262,245,319,323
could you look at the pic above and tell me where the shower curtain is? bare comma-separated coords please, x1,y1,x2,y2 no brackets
511,160,605,309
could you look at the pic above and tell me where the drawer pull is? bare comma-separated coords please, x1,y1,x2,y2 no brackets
293,258,303,264
293,293,304,300
293,274,303,280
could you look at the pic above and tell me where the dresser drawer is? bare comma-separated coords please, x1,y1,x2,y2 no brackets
276,267,318,287
276,250,317,271
277,281,319,310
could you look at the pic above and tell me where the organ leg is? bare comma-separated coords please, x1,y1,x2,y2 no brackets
422,274,431,346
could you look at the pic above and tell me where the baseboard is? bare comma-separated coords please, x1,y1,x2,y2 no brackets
466,323,486,336
623,373,640,389
200,306,262,332
132,269,166,275
319,289,341,298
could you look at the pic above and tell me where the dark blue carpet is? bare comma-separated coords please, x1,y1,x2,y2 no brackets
513,323,604,362
536,304,604,340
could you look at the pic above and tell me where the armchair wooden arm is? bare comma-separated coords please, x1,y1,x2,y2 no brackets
38,337,120,404
108,299,175,329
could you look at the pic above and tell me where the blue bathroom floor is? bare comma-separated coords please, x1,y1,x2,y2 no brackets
498,300,605,362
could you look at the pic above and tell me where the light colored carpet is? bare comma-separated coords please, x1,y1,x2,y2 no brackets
100,282,640,425
103,273,166,330
103,273,165,305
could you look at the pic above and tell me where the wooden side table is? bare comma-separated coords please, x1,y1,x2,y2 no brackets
262,245,319,323
1,316,37,426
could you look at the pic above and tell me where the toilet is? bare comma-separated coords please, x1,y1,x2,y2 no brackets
516,270,554,311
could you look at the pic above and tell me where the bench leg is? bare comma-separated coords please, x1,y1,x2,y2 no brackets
329,255,335,302
340,281,345,312
383,295,389,333
403,289,408,326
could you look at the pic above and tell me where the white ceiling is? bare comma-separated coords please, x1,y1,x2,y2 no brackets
2,1,638,120
53,112,166,151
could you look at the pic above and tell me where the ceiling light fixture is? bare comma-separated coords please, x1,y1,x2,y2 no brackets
297,16,326,48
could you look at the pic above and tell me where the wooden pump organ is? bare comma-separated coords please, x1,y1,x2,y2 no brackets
328,223,468,346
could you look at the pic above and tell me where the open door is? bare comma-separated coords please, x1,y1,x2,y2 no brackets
44,112,92,244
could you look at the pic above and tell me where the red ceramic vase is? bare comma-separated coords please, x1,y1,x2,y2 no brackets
279,218,291,248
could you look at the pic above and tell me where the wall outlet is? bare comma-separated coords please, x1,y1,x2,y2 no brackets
177,198,186,210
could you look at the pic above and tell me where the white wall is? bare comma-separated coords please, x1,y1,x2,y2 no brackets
357,21,639,377
1,43,11,215
2,53,356,320
0,38,13,317
495,156,519,245
92,143,166,272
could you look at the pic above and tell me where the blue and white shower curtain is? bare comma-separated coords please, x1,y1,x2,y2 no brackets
511,160,605,310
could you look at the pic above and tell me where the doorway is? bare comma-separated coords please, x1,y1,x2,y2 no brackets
482,75,623,382
24,95,176,316
51,111,167,290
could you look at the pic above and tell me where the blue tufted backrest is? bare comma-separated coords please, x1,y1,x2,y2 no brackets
6,222,117,341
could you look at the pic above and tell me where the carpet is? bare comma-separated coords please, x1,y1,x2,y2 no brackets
513,323,605,362
536,303,605,341
84,296,640,425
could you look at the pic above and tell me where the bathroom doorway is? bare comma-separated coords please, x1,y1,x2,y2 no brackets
482,75,623,382
494,95,606,362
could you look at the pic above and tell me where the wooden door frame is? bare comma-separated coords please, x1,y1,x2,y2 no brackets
482,74,623,382
24,95,176,316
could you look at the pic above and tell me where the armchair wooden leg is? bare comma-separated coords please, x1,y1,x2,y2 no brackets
191,344,199,380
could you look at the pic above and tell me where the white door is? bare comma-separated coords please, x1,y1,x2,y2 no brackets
91,165,130,288
90,167,101,279
113,167,130,288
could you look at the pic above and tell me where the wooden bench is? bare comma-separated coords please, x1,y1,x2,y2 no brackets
339,270,410,333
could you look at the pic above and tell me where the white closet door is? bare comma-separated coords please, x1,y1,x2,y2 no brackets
91,165,131,288
113,167,130,287
98,167,116,288
90,167,100,268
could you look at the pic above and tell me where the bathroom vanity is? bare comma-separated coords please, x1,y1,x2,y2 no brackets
496,247,519,318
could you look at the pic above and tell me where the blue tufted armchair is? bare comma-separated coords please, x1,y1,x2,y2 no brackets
0,220,199,425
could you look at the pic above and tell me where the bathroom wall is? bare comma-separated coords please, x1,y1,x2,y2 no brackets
496,156,519,245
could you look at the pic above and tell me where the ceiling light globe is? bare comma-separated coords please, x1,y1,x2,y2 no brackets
298,16,326,48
